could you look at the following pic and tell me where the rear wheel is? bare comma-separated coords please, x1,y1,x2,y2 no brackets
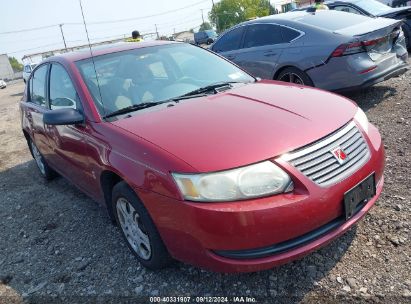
112,181,173,269
277,67,314,87
29,139,56,180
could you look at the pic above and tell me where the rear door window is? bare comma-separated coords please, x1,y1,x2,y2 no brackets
30,64,48,107
212,27,244,52
243,24,283,48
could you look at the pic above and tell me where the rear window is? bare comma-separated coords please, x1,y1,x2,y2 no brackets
205,30,217,38
295,11,371,31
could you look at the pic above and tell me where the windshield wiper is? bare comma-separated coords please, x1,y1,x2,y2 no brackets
170,93,208,102
104,82,243,119
104,101,165,119
104,93,209,119
179,81,241,98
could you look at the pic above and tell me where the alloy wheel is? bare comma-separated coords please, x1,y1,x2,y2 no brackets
116,197,152,260
279,72,305,85
31,141,46,175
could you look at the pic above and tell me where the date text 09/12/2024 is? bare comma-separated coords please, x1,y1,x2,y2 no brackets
149,296,257,303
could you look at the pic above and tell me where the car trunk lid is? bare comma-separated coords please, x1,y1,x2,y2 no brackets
332,17,404,61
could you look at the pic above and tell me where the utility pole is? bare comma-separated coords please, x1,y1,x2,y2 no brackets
201,9,205,24
59,24,67,50
155,24,159,39
211,0,219,32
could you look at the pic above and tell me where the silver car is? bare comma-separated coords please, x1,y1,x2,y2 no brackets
23,63,37,84
211,11,408,92
0,79,6,89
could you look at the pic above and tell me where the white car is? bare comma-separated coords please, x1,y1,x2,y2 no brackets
0,79,6,89
22,63,37,83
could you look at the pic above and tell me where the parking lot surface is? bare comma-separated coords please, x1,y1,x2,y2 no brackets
0,76,410,303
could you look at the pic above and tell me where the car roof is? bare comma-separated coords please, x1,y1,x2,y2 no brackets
42,40,177,64
325,0,360,5
242,10,369,29
299,0,361,6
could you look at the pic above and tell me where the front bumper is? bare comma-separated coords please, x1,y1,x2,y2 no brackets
135,123,385,272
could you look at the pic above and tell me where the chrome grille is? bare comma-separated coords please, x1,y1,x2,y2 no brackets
282,122,370,187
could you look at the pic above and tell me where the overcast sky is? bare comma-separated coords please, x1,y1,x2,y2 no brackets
0,0,213,62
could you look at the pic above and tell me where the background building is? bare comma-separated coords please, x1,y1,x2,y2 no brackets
173,31,195,43
296,0,314,7
0,54,15,80
271,0,297,13
22,37,127,65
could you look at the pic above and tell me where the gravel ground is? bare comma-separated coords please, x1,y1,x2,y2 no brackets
0,75,410,304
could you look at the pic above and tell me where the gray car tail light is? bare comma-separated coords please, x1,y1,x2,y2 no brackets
330,27,401,60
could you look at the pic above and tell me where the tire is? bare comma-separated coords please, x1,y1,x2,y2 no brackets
206,38,213,45
276,67,314,87
112,181,173,269
402,25,410,50
29,138,56,180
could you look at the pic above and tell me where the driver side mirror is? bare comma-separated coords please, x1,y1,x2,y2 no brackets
43,108,84,125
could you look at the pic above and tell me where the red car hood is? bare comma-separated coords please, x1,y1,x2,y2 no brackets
111,81,357,172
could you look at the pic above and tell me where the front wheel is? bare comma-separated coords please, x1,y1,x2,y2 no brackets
277,67,314,87
112,181,173,269
29,139,56,180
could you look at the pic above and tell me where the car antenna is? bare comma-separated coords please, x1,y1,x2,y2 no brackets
78,0,105,116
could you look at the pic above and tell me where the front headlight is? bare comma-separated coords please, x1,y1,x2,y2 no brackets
354,107,369,134
172,161,293,202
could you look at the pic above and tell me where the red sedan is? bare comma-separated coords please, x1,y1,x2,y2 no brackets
20,41,384,272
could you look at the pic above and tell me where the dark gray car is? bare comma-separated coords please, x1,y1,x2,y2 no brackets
296,0,411,49
211,11,408,92
194,30,218,45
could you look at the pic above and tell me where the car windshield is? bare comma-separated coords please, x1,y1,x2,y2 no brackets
205,30,218,38
76,43,254,117
352,0,391,15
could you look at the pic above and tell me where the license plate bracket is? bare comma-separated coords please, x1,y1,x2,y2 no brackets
343,173,376,220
